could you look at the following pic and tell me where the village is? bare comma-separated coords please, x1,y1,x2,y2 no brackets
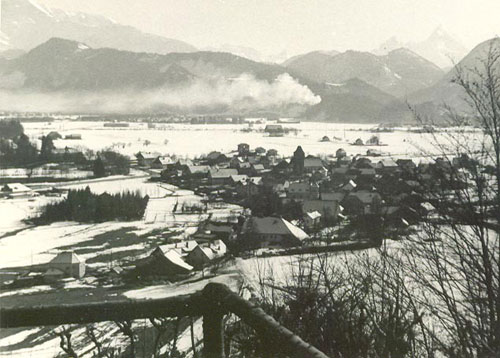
0,113,479,297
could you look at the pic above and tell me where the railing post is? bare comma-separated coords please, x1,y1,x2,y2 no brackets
203,310,224,358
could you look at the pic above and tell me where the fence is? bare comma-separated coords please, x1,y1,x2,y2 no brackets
0,282,330,358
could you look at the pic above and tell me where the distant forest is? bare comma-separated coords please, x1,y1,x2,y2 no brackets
35,187,149,223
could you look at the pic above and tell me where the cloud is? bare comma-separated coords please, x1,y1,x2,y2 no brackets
0,73,321,113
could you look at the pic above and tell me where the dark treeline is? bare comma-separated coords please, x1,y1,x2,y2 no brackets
35,187,149,223
0,120,38,166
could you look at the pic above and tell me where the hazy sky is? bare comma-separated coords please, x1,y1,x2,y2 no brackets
38,0,500,56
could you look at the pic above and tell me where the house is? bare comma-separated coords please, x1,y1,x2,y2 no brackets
303,199,342,219
230,156,245,169
287,181,317,200
342,191,382,215
264,124,284,136
235,179,262,197
186,240,227,268
377,159,399,172
209,168,238,185
242,216,309,247
230,174,249,185
136,152,160,167
238,143,250,155
136,247,193,277
304,157,324,173
304,211,322,229
251,164,265,175
184,165,210,178
52,147,87,164
237,161,252,174
186,245,215,268
353,138,364,146
151,156,174,169
1,183,35,198
48,251,86,279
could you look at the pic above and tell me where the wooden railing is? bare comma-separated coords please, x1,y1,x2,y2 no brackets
0,282,330,358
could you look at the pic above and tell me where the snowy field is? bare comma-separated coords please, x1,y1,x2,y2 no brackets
21,120,483,160
0,177,241,269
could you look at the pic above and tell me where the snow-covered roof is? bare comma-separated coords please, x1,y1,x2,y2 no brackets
210,168,238,178
159,240,198,254
187,165,210,174
230,174,249,183
2,183,33,193
50,251,84,264
136,152,160,160
163,250,193,271
249,217,309,241
306,211,322,220
248,177,263,185
379,159,398,167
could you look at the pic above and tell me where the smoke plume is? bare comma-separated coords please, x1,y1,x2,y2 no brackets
0,73,321,113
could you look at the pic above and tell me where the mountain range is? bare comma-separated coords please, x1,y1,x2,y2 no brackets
0,37,408,122
1,36,499,122
283,48,444,97
0,0,197,55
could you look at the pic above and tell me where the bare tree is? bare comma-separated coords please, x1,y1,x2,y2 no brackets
115,320,136,358
403,40,500,358
58,326,79,358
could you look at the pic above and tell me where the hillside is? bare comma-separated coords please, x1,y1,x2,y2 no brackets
284,49,443,98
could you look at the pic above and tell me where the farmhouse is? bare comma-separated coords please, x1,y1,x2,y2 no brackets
184,165,210,178
209,168,238,185
136,152,160,167
242,216,309,248
152,156,174,169
186,240,227,268
47,251,86,279
136,246,193,277
303,199,342,219
264,124,284,136
342,191,382,215
304,157,325,173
